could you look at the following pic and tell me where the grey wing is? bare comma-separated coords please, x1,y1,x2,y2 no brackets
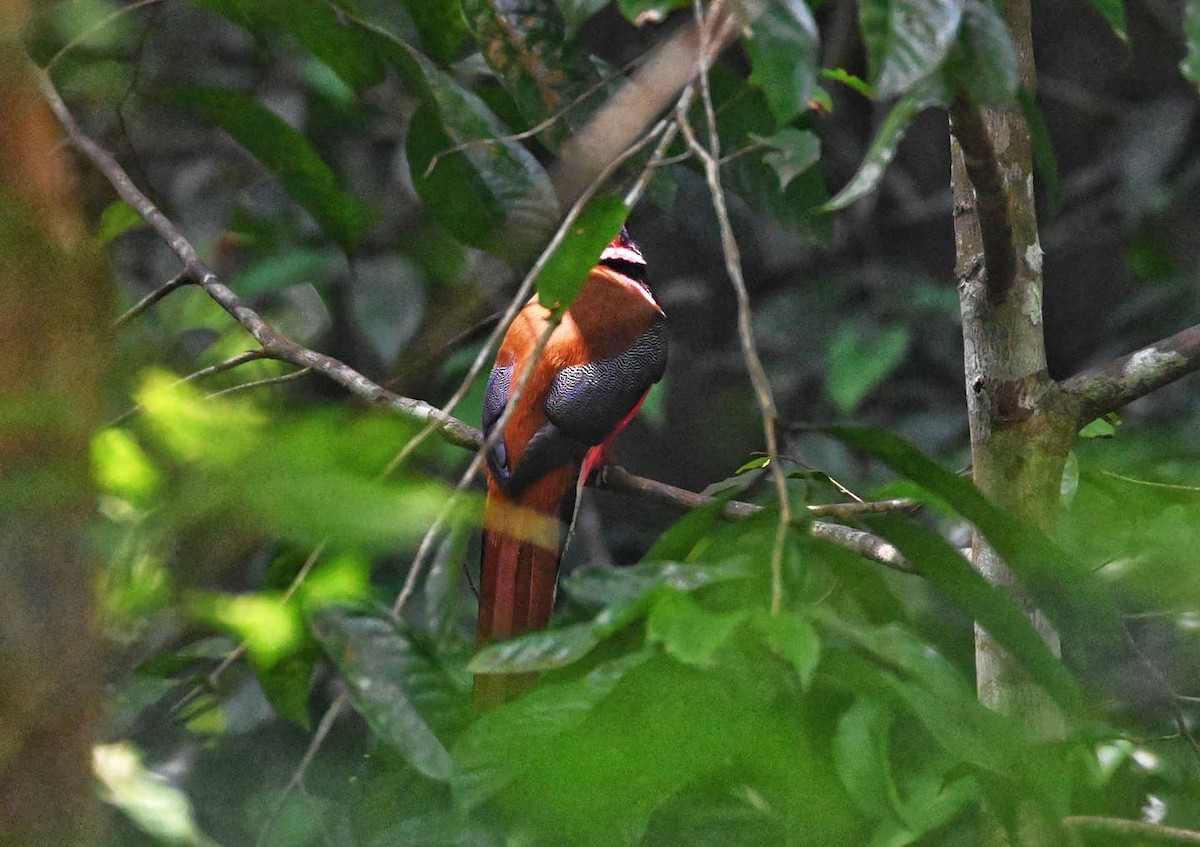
544,316,668,446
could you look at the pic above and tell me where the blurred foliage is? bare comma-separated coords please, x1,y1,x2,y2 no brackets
23,0,1200,844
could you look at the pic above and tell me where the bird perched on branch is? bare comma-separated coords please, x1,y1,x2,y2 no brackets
476,228,667,707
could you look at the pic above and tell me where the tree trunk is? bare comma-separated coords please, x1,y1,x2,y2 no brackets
0,4,109,842
950,0,1077,737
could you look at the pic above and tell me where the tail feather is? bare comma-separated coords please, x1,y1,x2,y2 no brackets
475,467,574,707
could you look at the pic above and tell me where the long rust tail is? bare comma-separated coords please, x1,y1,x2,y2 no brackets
475,466,574,709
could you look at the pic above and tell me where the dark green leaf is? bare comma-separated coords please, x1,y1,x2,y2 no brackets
1017,87,1061,213
453,650,654,810
647,591,747,667
834,698,897,818
309,605,460,781
187,0,385,90
859,0,965,98
166,87,367,249
751,610,820,687
951,0,1018,106
755,129,822,191
823,79,947,211
370,31,559,258
97,200,145,244
401,0,469,65
867,515,1082,711
827,324,911,412
1085,0,1127,42
230,249,338,297
257,643,316,728
744,0,820,125
534,193,629,309
1184,0,1200,92
563,559,753,606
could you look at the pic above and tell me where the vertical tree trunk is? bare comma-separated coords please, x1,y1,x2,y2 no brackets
949,1,1076,734
0,3,109,842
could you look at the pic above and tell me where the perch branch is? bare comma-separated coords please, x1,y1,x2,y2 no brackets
948,96,1017,302
112,270,191,329
1060,322,1200,425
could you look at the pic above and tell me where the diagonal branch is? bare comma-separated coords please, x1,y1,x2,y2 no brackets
1060,323,1200,425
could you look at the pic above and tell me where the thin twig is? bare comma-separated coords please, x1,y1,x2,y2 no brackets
1061,816,1200,844
44,0,167,70
205,366,312,399
255,691,347,847
683,0,793,614
107,350,267,426
113,270,193,329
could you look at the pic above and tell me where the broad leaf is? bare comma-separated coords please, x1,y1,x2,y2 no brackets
827,324,911,412
859,0,965,98
751,610,821,687
187,0,385,91
744,0,821,125
834,698,898,818
755,129,822,191
401,0,469,65
534,193,629,309
562,559,753,606
309,605,461,781
951,0,1019,106
230,249,338,297
823,80,948,211
167,87,368,249
647,591,746,668
369,31,560,258
97,200,145,244
867,515,1082,711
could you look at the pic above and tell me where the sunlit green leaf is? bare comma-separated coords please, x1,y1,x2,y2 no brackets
310,606,460,781
92,428,160,502
823,80,947,210
534,193,629,309
1079,417,1117,439
821,67,874,98
97,200,145,244
859,0,965,98
647,591,747,668
752,610,820,687
94,742,215,846
827,324,911,412
744,0,820,125
167,87,368,249
190,591,303,670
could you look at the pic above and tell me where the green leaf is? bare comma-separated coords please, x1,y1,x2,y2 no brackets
166,87,367,249
821,67,874,99
186,0,385,91
1017,86,1061,213
190,591,304,670
751,610,820,687
823,80,947,211
866,515,1082,711
94,742,215,846
744,0,820,125
563,559,754,606
534,193,629,309
951,0,1018,106
96,200,145,244
401,0,469,64
755,128,822,191
825,426,1126,668
257,643,316,728
309,606,460,782
1079,416,1118,439
453,650,654,810
229,248,338,297
834,698,898,818
371,31,560,258
1184,0,1200,93
827,324,911,413
1085,0,1127,42
647,591,747,668
859,0,965,98
91,428,160,502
